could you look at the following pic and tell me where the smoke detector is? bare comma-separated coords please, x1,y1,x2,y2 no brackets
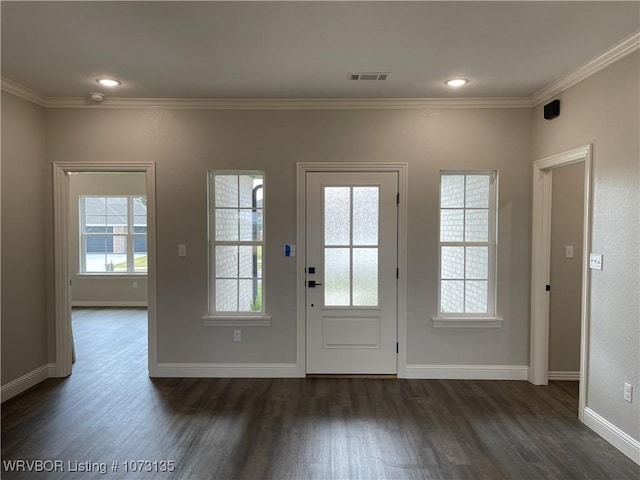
348,72,390,81
89,92,105,102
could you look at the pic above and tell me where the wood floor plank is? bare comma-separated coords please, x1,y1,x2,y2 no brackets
2,308,639,479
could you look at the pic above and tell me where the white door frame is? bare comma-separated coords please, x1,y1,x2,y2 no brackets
296,163,408,377
52,162,157,377
529,145,592,421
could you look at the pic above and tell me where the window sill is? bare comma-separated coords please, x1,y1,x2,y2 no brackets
202,315,272,327
76,273,147,279
432,316,503,328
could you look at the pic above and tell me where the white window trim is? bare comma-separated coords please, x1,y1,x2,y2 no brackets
204,170,269,324
79,195,147,275
433,170,500,328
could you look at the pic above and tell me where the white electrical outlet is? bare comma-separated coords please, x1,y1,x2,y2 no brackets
565,246,574,259
233,330,241,342
624,383,633,403
178,244,187,257
132,281,138,289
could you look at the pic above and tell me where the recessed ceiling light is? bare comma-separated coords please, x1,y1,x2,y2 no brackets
97,78,121,87
445,78,468,88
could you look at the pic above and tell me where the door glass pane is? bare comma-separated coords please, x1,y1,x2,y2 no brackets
441,175,465,208
353,187,379,246
465,280,488,313
324,187,350,245
440,209,464,241
441,280,464,313
216,279,238,311
441,246,464,279
465,175,490,208
325,248,350,306
465,209,488,242
353,248,378,306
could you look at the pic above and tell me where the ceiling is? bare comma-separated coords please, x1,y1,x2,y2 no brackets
1,1,639,101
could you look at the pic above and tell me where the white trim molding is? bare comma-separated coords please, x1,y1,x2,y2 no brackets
529,144,592,423
72,301,148,308
154,363,301,378
583,407,640,465
53,162,158,378
0,76,46,106
531,30,640,106
403,364,528,380
432,317,503,328
548,371,580,381
39,96,531,110
202,315,272,327
3,30,637,110
1,364,56,403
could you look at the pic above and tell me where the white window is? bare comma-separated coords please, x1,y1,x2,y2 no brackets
80,196,147,273
208,172,264,315
438,171,497,316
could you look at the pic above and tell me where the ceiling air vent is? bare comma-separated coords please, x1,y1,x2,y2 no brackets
348,72,390,81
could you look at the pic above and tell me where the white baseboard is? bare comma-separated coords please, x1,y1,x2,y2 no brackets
402,364,529,380
583,407,640,465
548,370,580,381
154,362,302,378
72,301,147,307
1,364,55,403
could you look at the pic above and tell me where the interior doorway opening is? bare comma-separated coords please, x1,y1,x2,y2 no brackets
529,145,592,422
67,171,149,370
53,162,157,378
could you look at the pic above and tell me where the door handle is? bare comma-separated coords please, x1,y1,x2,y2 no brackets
307,280,323,288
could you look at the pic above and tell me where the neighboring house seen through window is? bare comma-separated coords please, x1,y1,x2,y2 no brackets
439,171,497,316
80,196,147,273
208,172,264,315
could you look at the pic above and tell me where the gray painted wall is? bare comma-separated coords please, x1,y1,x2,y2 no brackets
549,162,584,373
43,107,532,366
69,172,148,305
1,92,49,384
531,52,639,442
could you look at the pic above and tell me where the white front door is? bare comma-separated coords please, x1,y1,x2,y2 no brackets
305,171,398,374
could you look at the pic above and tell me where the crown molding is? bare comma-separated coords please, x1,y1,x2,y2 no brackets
42,96,531,110
3,31,638,111
531,30,640,107
0,77,46,106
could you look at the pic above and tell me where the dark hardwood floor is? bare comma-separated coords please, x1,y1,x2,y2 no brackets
2,308,639,479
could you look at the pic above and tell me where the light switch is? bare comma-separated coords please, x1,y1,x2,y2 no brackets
589,253,602,270
565,246,574,259
178,244,187,257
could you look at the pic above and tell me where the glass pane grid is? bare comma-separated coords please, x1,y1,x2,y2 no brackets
211,173,264,313
439,173,492,315
81,195,147,274
323,185,380,308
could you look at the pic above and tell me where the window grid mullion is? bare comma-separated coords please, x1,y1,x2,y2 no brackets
349,187,354,307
